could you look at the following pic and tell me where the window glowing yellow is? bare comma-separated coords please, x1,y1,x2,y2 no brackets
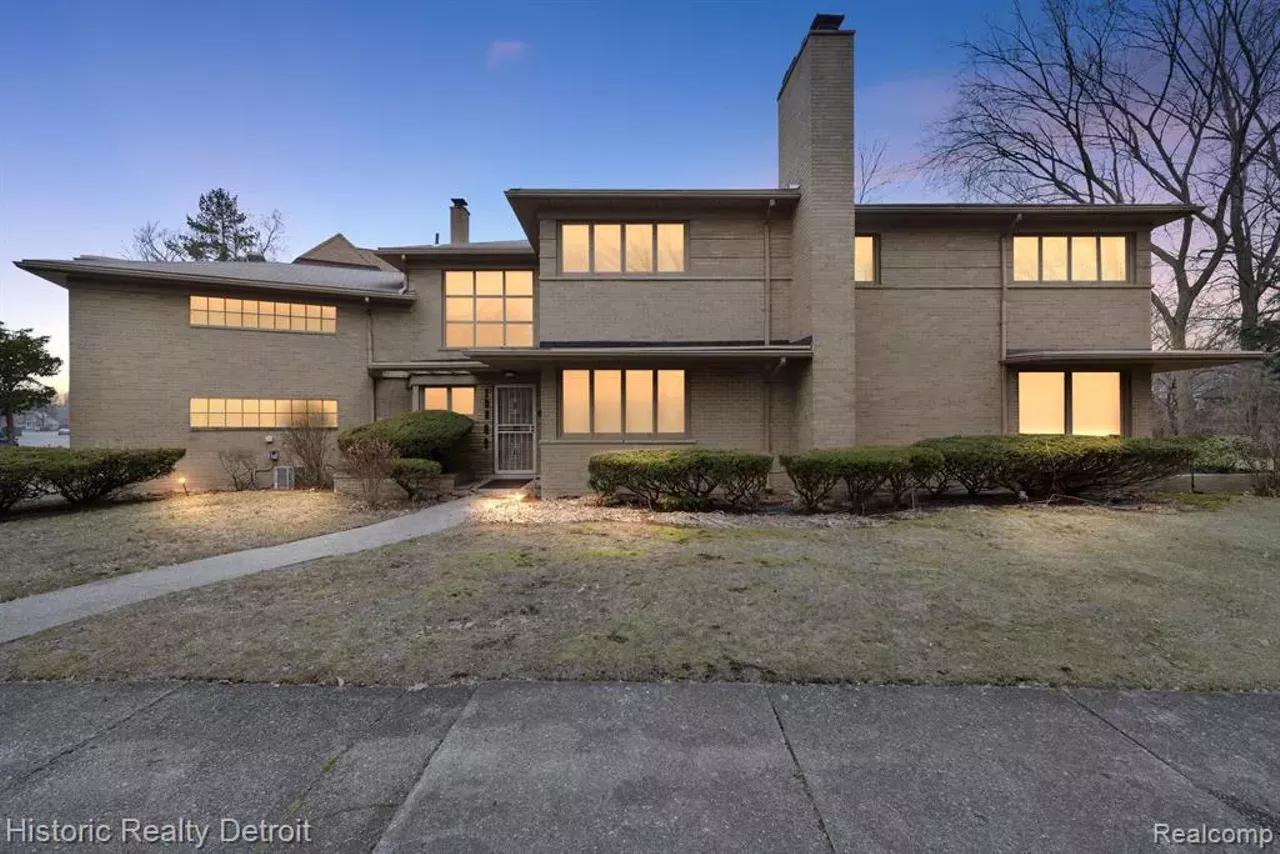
594,225,622,273
1013,236,1039,281
1018,373,1066,434
1041,237,1069,280
626,224,653,273
656,370,685,433
421,386,475,416
561,225,589,273
854,235,876,282
190,296,334,333
1071,236,1097,280
190,398,337,429
443,270,535,348
1100,236,1127,280
1012,236,1128,282
593,370,623,433
560,369,686,436
656,224,685,272
562,223,684,274
562,370,591,434
625,369,654,433
1071,372,1121,435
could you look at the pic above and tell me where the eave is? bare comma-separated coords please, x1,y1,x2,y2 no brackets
464,343,813,370
857,203,1201,230
1003,349,1267,372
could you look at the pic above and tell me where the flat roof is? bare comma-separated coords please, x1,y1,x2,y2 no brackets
858,203,1200,229
372,240,534,270
16,257,413,303
1004,349,1266,372
464,343,813,369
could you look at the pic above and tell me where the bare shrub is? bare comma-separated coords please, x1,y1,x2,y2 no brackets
341,438,398,509
283,414,333,488
1229,369,1280,496
218,449,259,491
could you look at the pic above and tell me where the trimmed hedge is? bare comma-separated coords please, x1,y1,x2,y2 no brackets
389,458,444,501
779,446,944,512
1001,435,1199,497
915,436,1023,496
338,410,472,465
0,447,186,510
587,448,773,510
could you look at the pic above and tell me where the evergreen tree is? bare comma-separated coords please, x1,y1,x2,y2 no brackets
167,188,261,261
0,323,62,441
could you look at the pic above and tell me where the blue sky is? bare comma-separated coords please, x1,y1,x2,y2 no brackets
0,0,1011,390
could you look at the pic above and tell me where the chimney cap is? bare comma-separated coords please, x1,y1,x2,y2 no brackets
450,197,468,208
810,13,845,31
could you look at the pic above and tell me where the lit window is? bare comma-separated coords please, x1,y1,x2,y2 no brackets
419,386,475,416
189,296,336,333
1013,236,1129,282
443,270,535,349
560,223,685,274
190,398,338,429
1017,371,1122,435
560,369,686,435
854,235,876,282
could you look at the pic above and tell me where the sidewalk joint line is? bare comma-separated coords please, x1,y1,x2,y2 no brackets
767,690,836,853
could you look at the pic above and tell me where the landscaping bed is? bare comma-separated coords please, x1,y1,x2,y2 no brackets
0,490,412,601
4,496,1277,691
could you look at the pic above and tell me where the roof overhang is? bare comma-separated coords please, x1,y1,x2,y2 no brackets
857,203,1201,230
504,188,802,244
368,360,491,378
463,343,813,369
15,260,415,304
372,243,535,270
1003,349,1268,372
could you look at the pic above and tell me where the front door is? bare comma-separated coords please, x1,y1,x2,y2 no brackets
494,385,537,475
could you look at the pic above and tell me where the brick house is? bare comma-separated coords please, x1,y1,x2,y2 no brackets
15,14,1260,496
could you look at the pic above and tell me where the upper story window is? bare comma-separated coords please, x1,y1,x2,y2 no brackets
1018,371,1122,435
190,296,336,333
444,270,534,348
854,235,877,282
1013,235,1128,282
561,369,686,436
560,223,686,274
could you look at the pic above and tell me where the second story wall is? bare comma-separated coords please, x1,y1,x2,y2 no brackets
535,210,793,344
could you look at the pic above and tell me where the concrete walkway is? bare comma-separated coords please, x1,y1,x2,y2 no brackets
1,680,1277,852
0,495,479,644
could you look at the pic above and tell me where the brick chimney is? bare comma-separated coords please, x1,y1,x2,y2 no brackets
449,198,470,244
777,13,856,448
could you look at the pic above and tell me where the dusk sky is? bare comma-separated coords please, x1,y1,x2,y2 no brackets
0,0,1012,391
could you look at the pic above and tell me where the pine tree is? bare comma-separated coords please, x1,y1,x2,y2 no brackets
166,188,262,261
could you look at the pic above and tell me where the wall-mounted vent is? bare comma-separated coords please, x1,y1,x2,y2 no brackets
273,466,295,490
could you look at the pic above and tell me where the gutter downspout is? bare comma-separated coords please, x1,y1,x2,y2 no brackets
366,296,376,422
763,198,775,346
763,356,787,457
999,213,1022,433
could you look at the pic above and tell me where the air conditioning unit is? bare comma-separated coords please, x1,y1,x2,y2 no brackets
272,466,295,490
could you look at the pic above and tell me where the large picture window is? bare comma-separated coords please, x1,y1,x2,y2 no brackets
418,386,475,416
444,270,534,348
1017,371,1122,435
190,398,338,429
561,369,686,436
190,296,336,333
560,223,685,274
1012,235,1128,282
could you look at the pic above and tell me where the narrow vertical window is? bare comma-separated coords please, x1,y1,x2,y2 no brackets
1018,373,1066,434
1041,237,1069,280
625,369,655,433
562,225,590,273
594,225,622,273
854,235,876,282
562,370,591,434
1100,236,1127,281
593,369,623,432
1071,236,1098,281
656,370,685,433
656,224,685,272
625,224,654,273
1013,236,1039,282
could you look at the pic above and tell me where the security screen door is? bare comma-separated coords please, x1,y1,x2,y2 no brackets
495,385,536,474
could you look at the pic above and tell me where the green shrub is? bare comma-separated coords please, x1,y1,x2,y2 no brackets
587,448,774,510
781,446,944,512
779,450,845,512
0,450,51,512
389,458,444,501
1,447,186,506
915,436,1023,496
1189,436,1251,473
338,410,472,466
1002,435,1197,497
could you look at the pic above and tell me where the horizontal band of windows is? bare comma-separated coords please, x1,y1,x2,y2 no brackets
561,223,686,275
190,397,337,429
561,368,686,436
190,296,336,334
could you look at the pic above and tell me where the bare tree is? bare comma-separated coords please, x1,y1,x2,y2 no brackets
857,139,896,203
127,192,287,262
255,210,287,260
925,0,1280,363
129,221,185,261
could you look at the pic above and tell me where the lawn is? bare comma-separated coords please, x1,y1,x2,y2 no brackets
3,497,1278,691
0,491,410,601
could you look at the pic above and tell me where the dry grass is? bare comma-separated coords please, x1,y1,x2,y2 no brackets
0,491,411,601
4,498,1279,691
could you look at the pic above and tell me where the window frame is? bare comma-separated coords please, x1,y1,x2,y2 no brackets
1015,369,1129,436
558,368,690,439
189,295,337,335
1011,234,1132,283
558,221,688,276
441,269,536,350
415,385,477,416
853,233,879,283
189,397,339,430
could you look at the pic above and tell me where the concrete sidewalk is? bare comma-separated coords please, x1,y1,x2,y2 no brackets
0,495,479,645
1,681,1277,852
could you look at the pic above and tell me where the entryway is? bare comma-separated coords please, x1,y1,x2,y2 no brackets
494,384,537,476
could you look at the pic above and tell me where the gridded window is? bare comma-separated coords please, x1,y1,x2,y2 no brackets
444,270,534,348
560,369,686,436
854,235,877,282
189,296,336,333
1012,236,1128,282
190,398,338,429
1017,371,1122,435
419,386,476,416
560,223,685,274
